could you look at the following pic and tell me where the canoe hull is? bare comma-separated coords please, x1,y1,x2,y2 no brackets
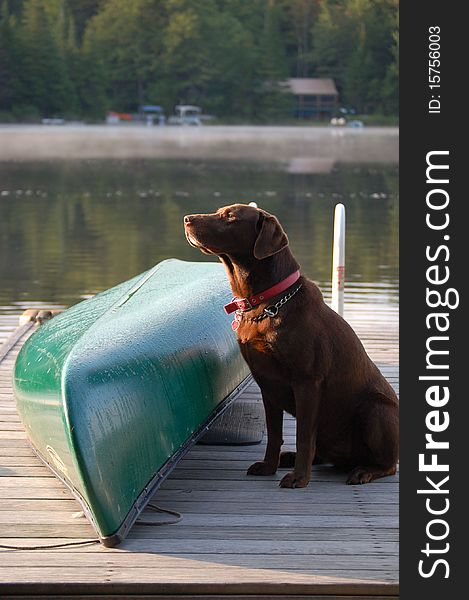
14,260,251,544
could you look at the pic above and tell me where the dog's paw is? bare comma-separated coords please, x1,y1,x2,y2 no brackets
279,471,310,488
346,467,374,485
278,451,296,468
247,461,277,476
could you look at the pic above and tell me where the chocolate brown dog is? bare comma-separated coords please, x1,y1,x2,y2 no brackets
184,204,398,487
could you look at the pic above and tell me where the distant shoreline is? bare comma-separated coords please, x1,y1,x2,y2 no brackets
0,125,398,163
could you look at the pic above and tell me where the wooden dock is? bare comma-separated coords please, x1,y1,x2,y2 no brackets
0,304,398,598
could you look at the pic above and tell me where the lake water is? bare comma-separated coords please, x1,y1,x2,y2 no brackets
0,127,398,317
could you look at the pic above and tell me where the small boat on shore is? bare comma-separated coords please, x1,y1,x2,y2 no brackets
13,259,251,546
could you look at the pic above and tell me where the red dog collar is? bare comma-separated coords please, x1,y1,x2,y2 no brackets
224,270,301,315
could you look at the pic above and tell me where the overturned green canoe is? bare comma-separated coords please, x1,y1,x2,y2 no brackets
14,259,251,546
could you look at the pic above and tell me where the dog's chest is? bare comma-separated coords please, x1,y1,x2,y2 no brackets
236,320,279,355
237,330,290,385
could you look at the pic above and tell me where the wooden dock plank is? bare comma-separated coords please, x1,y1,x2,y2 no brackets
0,526,399,542
0,306,399,597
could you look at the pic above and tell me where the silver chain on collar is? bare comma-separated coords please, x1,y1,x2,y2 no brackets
246,284,303,322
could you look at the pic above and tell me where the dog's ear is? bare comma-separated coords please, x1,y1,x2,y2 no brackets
253,212,289,260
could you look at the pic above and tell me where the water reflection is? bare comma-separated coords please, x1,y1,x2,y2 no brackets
0,159,398,314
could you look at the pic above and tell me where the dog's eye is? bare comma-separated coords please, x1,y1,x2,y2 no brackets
226,212,236,221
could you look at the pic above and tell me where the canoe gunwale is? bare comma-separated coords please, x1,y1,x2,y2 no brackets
25,373,254,547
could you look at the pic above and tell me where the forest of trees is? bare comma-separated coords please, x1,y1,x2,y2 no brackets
0,0,398,122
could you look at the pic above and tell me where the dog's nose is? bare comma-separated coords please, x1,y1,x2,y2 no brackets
184,215,193,224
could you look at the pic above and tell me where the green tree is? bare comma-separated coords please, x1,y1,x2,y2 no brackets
345,21,373,113
65,0,102,43
311,0,398,114
0,3,18,112
311,0,354,87
84,0,166,111
77,28,108,119
16,0,75,116
155,0,207,108
382,2,398,115
253,0,291,121
0,0,398,121
156,0,258,116
186,9,258,117
280,0,319,78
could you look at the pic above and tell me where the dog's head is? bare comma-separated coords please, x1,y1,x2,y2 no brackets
183,204,289,260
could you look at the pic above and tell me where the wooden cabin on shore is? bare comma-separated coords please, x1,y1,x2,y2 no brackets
286,78,339,120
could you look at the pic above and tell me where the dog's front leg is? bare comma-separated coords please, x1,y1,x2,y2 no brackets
247,400,283,476
280,380,320,488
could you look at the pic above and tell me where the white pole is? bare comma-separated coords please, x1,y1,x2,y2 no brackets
331,203,345,316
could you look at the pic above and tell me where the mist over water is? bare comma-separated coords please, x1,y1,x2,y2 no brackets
0,125,398,163
0,127,398,316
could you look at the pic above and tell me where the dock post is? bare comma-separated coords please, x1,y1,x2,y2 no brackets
331,203,345,316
